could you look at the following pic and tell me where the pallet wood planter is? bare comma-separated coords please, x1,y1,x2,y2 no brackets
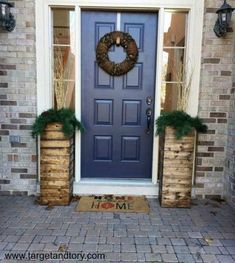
40,123,74,206
159,127,195,208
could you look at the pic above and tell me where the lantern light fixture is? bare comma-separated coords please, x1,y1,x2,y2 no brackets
0,0,15,32
214,0,235,37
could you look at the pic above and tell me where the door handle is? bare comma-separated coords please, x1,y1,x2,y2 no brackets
146,108,152,135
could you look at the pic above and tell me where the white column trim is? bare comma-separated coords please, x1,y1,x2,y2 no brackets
75,5,82,183
186,0,204,116
152,7,164,185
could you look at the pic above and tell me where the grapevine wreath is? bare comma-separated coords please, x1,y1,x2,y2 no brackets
96,31,139,76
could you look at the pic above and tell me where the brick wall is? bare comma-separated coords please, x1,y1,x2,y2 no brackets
0,0,37,196
194,0,235,203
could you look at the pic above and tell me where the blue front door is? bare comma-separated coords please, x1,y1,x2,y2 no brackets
81,11,158,179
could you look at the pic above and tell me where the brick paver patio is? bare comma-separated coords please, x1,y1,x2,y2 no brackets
0,196,235,262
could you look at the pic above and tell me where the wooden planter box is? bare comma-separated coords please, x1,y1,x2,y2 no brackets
159,127,195,208
40,123,74,205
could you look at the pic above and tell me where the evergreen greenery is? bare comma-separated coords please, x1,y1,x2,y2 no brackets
156,111,207,139
32,108,85,138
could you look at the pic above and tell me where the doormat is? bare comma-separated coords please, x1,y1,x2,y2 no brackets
75,195,149,213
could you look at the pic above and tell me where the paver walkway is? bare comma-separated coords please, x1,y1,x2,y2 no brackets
0,196,235,262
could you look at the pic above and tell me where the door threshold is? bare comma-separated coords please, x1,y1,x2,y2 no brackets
73,178,158,196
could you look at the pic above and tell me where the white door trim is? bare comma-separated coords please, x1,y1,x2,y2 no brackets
35,0,204,196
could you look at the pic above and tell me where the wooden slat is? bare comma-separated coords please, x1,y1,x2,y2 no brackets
162,177,192,184
40,140,71,148
161,199,190,208
40,193,70,199
163,159,192,166
164,151,193,159
40,164,69,173
41,131,66,140
40,185,66,190
40,173,69,179
44,123,63,131
40,148,70,156
163,171,192,177
40,156,70,166
40,197,70,206
40,177,70,182
164,144,194,151
41,180,69,187
40,189,70,194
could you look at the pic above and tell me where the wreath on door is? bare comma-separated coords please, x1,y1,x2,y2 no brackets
96,31,138,76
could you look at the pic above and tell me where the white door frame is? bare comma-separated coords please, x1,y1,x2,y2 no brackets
36,0,204,196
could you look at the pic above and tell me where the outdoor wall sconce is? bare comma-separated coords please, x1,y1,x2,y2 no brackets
0,0,15,32
214,0,234,37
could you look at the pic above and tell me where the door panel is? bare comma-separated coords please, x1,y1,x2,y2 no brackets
81,11,158,179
